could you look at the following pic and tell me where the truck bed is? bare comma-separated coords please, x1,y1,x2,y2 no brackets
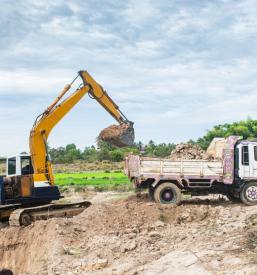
125,155,223,183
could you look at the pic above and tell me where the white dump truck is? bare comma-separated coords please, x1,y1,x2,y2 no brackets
125,136,257,205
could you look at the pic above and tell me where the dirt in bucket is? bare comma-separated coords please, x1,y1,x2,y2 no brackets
99,123,135,147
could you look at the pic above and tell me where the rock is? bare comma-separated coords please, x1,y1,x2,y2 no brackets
87,258,108,270
63,247,83,256
149,231,161,238
192,229,198,234
180,235,187,241
154,220,165,227
121,240,137,252
127,233,137,239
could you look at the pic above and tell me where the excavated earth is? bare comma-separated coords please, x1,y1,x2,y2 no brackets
1,192,257,275
99,123,134,147
170,143,209,160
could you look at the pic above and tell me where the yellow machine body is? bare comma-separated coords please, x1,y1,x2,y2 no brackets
29,71,129,186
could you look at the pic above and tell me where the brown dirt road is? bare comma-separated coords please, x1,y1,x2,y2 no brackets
1,192,257,275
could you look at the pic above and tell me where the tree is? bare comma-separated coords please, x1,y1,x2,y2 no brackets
196,119,257,149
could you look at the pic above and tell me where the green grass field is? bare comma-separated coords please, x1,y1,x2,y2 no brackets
55,171,131,188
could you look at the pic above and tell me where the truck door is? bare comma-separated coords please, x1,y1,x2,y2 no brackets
238,143,257,179
251,144,257,178
238,144,251,178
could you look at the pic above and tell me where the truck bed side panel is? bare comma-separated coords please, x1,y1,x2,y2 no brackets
125,155,223,184
140,159,223,177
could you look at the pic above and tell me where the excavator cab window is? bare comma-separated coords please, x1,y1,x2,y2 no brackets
7,157,16,175
21,156,33,175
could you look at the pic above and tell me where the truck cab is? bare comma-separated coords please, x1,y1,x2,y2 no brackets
235,141,257,179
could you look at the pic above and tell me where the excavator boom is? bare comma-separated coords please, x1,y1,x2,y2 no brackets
30,70,134,185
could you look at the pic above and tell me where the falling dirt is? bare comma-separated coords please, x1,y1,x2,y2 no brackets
170,143,210,160
1,192,257,275
99,123,135,147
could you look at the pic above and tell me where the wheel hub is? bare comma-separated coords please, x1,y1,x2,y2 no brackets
246,186,257,201
161,189,174,203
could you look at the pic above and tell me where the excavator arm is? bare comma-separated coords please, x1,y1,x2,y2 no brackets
29,71,134,185
79,71,128,123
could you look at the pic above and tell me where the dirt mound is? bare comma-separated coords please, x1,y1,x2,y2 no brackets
0,219,61,274
99,123,134,147
77,194,220,233
0,195,218,274
0,193,256,275
76,199,166,234
170,143,208,160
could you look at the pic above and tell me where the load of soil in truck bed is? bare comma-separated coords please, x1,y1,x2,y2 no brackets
170,143,209,160
99,123,134,147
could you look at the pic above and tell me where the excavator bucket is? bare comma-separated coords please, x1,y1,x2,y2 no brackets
99,123,135,147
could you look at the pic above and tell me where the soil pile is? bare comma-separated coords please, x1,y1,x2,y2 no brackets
170,143,208,160
0,193,256,275
74,194,214,235
0,194,219,274
99,123,134,147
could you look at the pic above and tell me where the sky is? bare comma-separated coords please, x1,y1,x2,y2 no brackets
1,0,257,155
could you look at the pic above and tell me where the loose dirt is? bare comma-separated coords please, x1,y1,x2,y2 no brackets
99,123,134,147
170,143,209,160
1,192,257,275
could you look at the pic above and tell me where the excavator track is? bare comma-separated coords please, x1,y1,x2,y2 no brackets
9,201,91,226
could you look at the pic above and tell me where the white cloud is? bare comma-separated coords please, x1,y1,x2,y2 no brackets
0,70,73,95
122,0,160,26
1,0,257,154
41,16,84,36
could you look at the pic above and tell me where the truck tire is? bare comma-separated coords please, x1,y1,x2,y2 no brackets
240,182,257,206
154,182,181,205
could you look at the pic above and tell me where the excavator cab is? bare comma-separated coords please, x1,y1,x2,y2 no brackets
1,154,60,205
7,153,33,177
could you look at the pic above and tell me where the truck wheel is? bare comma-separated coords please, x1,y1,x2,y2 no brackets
154,182,181,205
240,182,257,206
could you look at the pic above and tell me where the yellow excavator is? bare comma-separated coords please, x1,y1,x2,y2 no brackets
0,71,134,226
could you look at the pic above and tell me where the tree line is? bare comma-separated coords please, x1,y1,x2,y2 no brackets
49,119,257,163
196,118,257,149
48,140,176,163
